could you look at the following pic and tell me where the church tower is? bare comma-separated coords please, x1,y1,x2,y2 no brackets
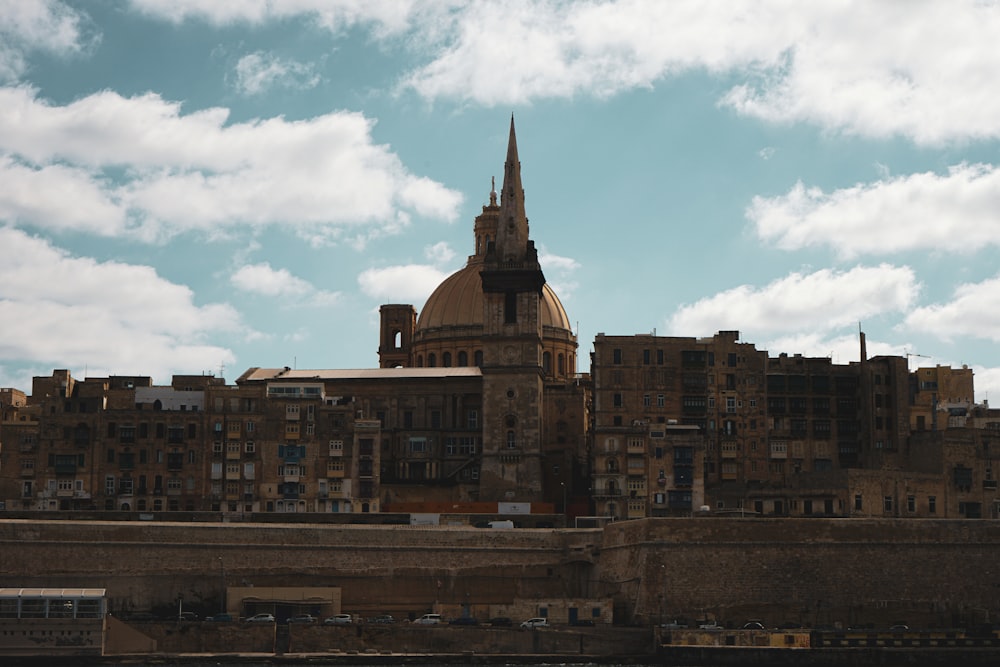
478,117,546,502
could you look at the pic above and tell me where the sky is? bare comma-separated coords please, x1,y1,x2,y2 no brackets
1,0,1000,403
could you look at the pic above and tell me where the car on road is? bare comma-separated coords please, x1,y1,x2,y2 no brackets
206,613,233,622
370,614,395,624
324,614,353,625
178,611,199,622
414,613,442,625
245,613,275,623
520,617,549,628
287,614,316,624
742,621,765,630
450,616,479,626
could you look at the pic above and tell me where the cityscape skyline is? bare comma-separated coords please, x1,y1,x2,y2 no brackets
1,1,999,401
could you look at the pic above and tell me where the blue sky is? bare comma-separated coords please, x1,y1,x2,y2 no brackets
2,1,1000,403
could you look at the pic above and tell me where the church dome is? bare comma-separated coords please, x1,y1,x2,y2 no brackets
416,263,572,333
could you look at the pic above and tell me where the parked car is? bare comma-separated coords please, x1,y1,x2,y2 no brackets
414,613,442,625
178,611,199,622
489,617,512,627
698,622,722,630
889,624,909,632
570,618,595,626
742,621,765,630
206,613,233,622
245,613,275,623
450,616,479,625
287,614,316,624
370,614,395,624
324,614,353,625
520,617,549,628
660,620,688,630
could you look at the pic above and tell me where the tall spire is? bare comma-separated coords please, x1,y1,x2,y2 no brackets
496,114,529,262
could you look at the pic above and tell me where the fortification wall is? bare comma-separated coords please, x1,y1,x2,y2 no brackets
1,517,998,629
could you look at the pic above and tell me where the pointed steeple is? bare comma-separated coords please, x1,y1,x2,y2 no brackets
496,115,529,262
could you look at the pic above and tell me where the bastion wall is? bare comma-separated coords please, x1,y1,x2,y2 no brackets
0,517,996,629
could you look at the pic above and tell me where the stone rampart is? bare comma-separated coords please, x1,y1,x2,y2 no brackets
1,517,998,629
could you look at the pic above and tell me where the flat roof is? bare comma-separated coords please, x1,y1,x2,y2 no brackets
240,367,483,382
0,588,106,598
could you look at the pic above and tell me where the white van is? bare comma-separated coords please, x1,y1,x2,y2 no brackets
414,613,442,625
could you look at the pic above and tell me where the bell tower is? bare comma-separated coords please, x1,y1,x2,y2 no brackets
478,117,546,502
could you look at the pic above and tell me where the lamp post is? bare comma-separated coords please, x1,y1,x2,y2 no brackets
560,482,567,517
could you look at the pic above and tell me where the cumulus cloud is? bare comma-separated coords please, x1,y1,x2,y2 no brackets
357,264,451,303
0,0,97,82
0,227,243,383
230,262,340,305
748,164,1000,259
667,265,919,337
125,2,1000,144
0,87,463,242
903,275,1000,344
539,246,581,301
231,51,321,96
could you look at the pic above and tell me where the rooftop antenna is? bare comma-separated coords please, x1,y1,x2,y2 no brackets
218,361,225,379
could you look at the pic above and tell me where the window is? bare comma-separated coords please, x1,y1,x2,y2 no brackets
613,393,623,408
246,421,255,432
657,394,665,408
613,348,622,364
504,290,517,323
506,431,517,448
907,495,915,512
883,496,893,512
245,440,255,454
409,437,427,453
928,496,936,514
329,440,343,455
643,394,651,407
105,476,116,495
467,410,478,429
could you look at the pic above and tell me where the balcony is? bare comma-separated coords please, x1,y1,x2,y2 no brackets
282,474,300,483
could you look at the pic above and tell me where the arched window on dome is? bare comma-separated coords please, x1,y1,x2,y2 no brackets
557,354,565,376
416,355,423,367
428,353,436,367
458,351,468,366
543,351,551,376
506,430,517,449
474,350,483,367
443,352,452,367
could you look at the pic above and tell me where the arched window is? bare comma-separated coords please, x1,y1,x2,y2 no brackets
607,458,619,473
443,352,452,367
506,430,517,449
458,351,468,366
557,354,565,375
393,330,402,348
428,353,436,367
416,355,423,367
474,350,483,366
543,351,551,375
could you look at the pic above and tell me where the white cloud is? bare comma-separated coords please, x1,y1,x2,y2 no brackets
667,265,919,337
230,262,341,306
0,0,97,82
124,2,1000,144
749,164,1000,259
0,227,244,383
904,275,1000,344
424,241,455,264
128,0,422,35
231,51,321,96
357,264,451,302
539,246,581,300
0,87,463,242
974,367,1000,406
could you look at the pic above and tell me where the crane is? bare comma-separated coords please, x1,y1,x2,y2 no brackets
904,349,930,369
